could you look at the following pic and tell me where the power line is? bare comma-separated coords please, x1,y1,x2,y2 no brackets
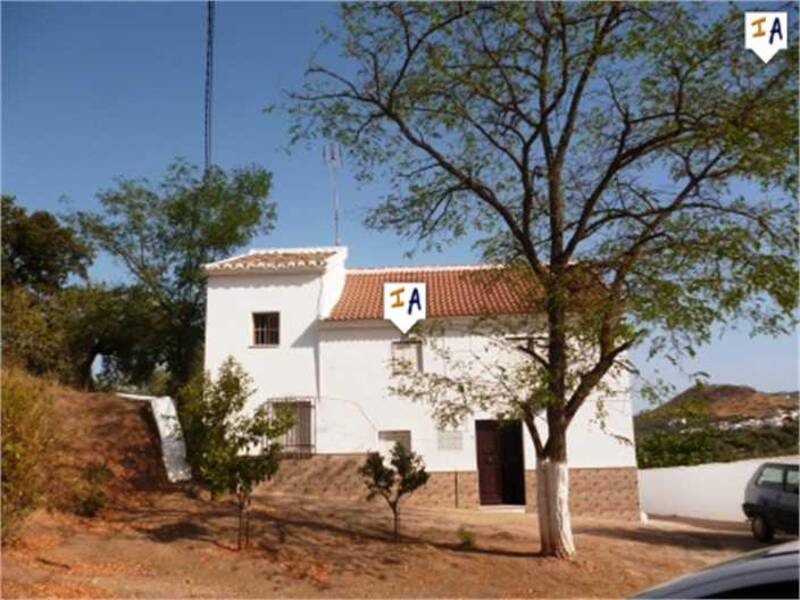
204,0,215,173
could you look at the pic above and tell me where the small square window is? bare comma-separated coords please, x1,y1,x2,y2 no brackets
253,312,279,346
391,340,422,374
378,430,411,456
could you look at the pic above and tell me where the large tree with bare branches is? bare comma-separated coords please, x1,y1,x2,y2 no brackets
289,2,797,557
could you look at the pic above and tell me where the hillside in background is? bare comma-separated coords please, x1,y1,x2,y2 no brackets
643,384,798,422
635,384,799,469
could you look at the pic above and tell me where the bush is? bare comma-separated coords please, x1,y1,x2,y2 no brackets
456,526,475,549
1,368,59,541
73,461,112,518
456,525,475,549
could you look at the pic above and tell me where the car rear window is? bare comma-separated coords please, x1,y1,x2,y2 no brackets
757,466,785,488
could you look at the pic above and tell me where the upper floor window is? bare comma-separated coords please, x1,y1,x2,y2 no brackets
253,312,279,346
391,340,422,374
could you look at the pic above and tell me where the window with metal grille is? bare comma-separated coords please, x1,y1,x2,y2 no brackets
252,312,279,346
272,401,314,455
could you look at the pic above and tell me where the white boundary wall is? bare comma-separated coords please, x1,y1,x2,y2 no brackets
117,393,192,483
639,455,799,522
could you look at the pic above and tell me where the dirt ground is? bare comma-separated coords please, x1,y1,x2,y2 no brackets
2,389,788,598
2,489,781,599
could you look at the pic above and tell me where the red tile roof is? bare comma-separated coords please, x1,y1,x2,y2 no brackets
328,266,542,321
205,248,337,273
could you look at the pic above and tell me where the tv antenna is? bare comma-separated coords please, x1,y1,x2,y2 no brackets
323,143,343,246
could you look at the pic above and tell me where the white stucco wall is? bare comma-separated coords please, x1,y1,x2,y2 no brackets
204,270,324,412
318,321,636,471
639,455,800,522
204,251,637,473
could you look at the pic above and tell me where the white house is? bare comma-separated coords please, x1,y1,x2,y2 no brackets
204,246,640,518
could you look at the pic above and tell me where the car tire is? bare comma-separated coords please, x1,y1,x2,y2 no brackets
751,514,774,542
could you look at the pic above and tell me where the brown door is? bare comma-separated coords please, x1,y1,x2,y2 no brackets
476,420,503,504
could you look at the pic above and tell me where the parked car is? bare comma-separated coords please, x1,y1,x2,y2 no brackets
742,462,798,542
633,541,798,598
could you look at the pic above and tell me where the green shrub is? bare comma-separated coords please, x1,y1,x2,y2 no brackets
1,368,58,541
74,461,112,518
456,526,475,549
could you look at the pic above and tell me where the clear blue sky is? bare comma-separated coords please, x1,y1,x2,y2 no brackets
2,1,797,408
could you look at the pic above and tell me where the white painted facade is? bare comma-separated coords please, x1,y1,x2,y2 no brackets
204,246,637,474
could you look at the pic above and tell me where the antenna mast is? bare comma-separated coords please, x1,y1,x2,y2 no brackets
323,143,342,246
204,0,215,173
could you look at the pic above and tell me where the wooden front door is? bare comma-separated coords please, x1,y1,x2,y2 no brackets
476,420,526,505
476,420,503,504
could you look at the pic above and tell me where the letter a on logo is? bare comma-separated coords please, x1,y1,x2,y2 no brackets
745,12,788,63
384,282,426,333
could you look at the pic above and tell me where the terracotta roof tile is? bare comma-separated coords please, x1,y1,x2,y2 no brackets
328,266,541,321
205,249,336,273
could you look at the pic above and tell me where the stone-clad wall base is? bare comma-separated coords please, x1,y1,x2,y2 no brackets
525,466,640,520
259,454,639,520
260,454,480,509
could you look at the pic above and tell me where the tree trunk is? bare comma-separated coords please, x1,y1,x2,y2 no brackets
392,504,399,542
535,456,575,558
244,495,251,549
237,494,245,551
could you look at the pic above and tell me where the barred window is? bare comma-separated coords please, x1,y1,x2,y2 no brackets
253,312,279,346
272,400,314,455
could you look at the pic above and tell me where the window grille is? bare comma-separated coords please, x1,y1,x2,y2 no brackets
253,312,279,346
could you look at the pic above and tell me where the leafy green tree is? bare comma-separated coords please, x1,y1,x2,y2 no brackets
1,287,66,376
74,160,276,389
178,357,293,550
57,285,166,390
359,442,429,542
1,195,92,294
636,393,800,468
291,3,797,557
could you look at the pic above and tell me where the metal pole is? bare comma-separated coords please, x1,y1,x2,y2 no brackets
204,1,215,173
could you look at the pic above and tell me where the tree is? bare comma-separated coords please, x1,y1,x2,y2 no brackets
56,285,166,390
2,195,93,294
74,160,276,389
291,3,797,557
359,442,429,542
178,357,293,550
